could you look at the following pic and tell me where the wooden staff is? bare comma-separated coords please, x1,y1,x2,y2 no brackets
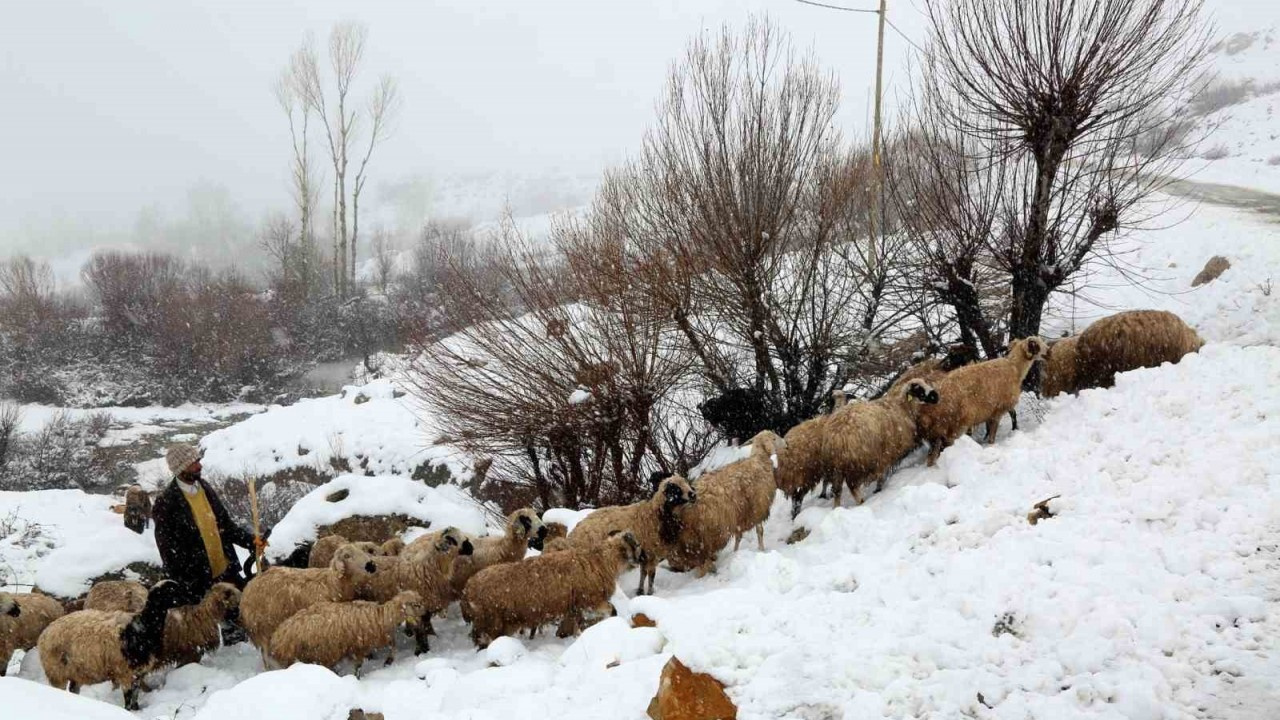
247,476,264,569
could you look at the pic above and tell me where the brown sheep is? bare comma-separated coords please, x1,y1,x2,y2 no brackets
823,379,941,506
268,591,426,675
461,531,644,648
776,390,849,520
1,591,66,677
917,337,1045,467
38,580,186,711
1072,310,1203,391
566,476,697,596
450,508,545,594
83,580,148,613
123,485,151,534
239,544,379,662
667,431,786,577
394,527,475,652
160,583,241,667
543,521,568,544
308,535,383,569
1038,335,1080,398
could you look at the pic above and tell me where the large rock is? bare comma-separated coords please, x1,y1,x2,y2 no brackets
1192,256,1230,286
317,513,429,544
647,657,737,720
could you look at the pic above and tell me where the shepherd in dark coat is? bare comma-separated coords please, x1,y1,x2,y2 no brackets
152,443,265,605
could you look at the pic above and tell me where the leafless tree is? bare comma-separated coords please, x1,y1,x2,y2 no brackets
285,21,400,298
370,226,397,295
597,18,924,426
275,62,322,286
894,0,1211,350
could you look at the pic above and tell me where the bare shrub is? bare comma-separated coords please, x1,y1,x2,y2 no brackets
0,412,112,492
0,403,19,472
1189,77,1254,116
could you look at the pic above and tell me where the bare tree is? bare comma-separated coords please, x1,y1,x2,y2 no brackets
599,18,924,428
286,22,400,298
369,226,396,295
275,61,322,287
897,0,1210,349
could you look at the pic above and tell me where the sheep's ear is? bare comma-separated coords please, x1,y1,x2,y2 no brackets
519,514,533,533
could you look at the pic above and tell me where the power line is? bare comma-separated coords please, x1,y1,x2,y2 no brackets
883,15,924,52
793,0,879,14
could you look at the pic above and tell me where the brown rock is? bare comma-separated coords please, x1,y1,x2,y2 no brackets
785,527,810,545
348,711,384,720
631,613,657,628
319,514,430,544
647,657,737,720
1192,256,1231,287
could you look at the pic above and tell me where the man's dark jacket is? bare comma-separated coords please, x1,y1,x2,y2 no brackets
152,477,255,603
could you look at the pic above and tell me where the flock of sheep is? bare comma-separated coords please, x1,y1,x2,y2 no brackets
0,309,1204,711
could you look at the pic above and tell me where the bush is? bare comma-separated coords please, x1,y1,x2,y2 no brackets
1201,144,1230,160
213,476,313,537
0,411,113,492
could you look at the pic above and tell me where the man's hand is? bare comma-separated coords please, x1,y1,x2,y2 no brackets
253,536,269,555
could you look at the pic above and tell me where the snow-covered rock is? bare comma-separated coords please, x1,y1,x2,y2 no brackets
0,677,135,720
190,665,360,720
265,475,488,561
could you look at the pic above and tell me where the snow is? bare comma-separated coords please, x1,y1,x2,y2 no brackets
568,388,592,405
12,401,263,435
190,664,360,720
265,475,489,561
0,489,160,598
200,379,467,484
0,677,135,720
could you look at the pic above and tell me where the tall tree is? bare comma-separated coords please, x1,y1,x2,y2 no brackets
285,22,399,298
893,0,1210,352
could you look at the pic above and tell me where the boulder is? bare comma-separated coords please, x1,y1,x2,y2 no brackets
631,613,657,628
647,657,737,720
1192,256,1230,287
318,513,429,544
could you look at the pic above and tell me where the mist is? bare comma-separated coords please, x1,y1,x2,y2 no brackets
0,0,925,277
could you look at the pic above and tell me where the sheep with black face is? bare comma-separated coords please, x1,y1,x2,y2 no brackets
822,379,940,505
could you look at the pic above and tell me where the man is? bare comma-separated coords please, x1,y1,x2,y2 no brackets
152,443,265,605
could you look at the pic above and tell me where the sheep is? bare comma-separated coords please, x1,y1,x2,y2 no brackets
267,591,426,675
308,535,383,569
123,485,151,534
37,580,186,710
392,527,475,652
461,530,644,648
822,379,941,506
83,580,148,613
916,337,1045,467
160,582,241,667
239,544,379,662
542,521,568,544
697,387,778,445
1071,310,1203,392
775,390,849,519
449,508,545,594
665,432,784,577
566,475,697,595
0,591,66,677
1038,335,1080,398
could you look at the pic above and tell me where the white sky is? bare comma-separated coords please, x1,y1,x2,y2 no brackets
0,0,927,256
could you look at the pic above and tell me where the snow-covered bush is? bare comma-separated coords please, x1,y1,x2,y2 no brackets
0,411,113,492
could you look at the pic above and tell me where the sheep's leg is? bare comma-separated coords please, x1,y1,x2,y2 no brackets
0,666,5,678
832,475,844,507
527,625,538,640
384,645,397,667
1008,410,1018,431
984,418,999,444
756,524,765,551
413,620,432,655
790,492,804,520
875,472,887,493
68,681,81,694
122,683,140,712
556,610,582,638
732,533,742,552
851,482,865,506
926,441,943,467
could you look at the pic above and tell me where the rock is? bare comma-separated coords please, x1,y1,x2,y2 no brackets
1027,494,1061,526
348,711,384,720
318,514,429,544
646,657,737,720
631,613,657,628
1192,256,1230,287
325,489,351,503
785,527,810,545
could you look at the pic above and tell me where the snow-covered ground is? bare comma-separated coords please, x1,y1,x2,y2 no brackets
1180,8,1280,194
3,186,1277,717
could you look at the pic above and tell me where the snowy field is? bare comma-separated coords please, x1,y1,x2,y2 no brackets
1,185,1277,719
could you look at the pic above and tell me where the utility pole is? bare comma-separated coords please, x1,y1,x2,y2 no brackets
795,0,890,250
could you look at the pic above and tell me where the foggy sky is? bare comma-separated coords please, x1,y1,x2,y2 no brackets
0,0,925,260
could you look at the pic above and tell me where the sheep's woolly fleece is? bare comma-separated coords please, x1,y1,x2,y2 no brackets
265,475,488,562
198,379,468,483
